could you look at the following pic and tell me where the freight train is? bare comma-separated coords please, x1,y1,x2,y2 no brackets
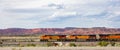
40,34,120,42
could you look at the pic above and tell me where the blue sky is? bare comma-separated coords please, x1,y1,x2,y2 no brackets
0,0,120,29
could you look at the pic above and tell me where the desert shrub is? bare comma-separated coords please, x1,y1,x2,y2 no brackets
27,44,36,47
77,44,82,47
98,41,109,46
116,43,120,46
19,44,24,47
0,42,2,44
46,42,53,47
69,43,76,47
110,42,116,46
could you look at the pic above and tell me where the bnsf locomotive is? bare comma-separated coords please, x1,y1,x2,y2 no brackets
40,34,120,42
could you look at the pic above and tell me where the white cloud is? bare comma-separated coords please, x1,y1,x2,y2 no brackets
49,10,77,19
0,0,120,28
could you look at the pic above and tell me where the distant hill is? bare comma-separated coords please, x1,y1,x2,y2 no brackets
0,27,120,35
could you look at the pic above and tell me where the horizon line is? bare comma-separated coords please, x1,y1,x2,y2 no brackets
0,27,119,29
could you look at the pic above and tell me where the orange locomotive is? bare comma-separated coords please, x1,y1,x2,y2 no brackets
98,34,120,41
40,35,93,42
40,34,120,42
40,35,66,41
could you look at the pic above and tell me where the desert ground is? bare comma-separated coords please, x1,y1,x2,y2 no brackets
0,47,120,50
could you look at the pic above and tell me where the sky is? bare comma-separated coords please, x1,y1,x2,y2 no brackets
0,0,120,29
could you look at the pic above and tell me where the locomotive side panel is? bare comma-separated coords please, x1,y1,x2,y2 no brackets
108,35,120,41
76,36,89,39
40,35,51,41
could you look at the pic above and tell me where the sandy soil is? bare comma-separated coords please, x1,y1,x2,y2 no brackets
0,47,120,50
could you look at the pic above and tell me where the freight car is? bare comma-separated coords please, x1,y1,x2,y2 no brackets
40,34,120,42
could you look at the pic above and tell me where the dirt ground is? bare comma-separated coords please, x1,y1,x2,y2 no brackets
0,47,120,50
